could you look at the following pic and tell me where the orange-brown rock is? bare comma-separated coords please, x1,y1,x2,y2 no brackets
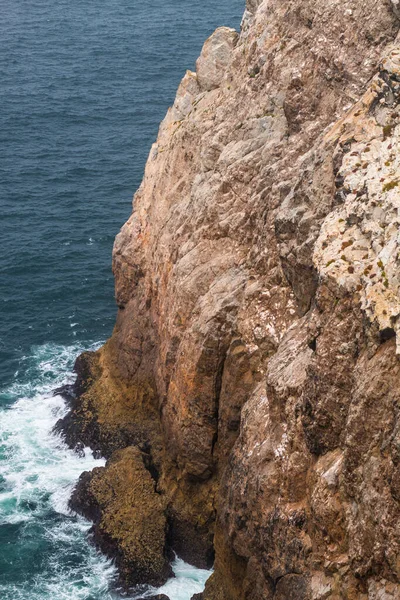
57,347,162,461
63,0,400,597
70,446,172,589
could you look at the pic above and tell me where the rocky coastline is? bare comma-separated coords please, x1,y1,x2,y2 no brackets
59,0,400,598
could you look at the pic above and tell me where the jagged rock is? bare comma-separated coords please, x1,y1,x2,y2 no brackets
196,27,238,91
56,349,163,460
69,447,172,589
63,0,400,597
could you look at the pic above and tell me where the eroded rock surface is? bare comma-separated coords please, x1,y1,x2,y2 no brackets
64,0,400,597
70,446,172,589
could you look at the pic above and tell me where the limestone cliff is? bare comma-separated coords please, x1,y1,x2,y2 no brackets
62,1,400,598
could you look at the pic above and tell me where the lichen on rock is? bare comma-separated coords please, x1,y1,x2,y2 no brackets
314,46,400,352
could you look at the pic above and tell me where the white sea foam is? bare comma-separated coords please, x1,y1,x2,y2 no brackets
152,557,212,600
0,343,116,600
0,343,212,600
0,344,105,526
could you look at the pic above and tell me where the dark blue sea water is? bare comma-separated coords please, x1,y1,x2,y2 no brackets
0,1,242,598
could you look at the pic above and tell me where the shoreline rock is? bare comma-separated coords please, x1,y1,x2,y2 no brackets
69,446,173,590
58,347,216,580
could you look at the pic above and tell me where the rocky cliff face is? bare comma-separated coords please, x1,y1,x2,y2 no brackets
62,1,400,598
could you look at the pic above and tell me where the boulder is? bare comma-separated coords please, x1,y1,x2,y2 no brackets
70,446,172,589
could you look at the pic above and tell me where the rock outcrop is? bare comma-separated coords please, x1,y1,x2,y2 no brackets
63,0,400,598
70,446,172,588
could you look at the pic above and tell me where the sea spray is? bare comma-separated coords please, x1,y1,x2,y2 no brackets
0,343,116,600
153,557,211,599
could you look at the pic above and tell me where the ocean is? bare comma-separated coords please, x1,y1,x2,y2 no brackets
0,1,242,598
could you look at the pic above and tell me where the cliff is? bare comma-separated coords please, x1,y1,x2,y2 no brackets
61,1,400,598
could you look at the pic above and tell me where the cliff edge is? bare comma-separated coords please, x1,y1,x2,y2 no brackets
60,1,400,598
